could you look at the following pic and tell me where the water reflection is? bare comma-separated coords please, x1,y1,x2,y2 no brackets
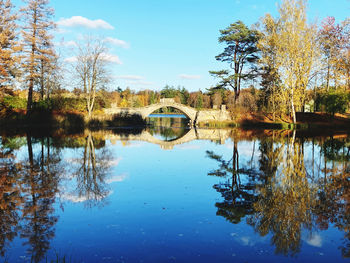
0,137,23,258
0,127,349,262
207,139,258,224
147,115,190,141
74,132,112,207
207,131,350,257
22,135,62,262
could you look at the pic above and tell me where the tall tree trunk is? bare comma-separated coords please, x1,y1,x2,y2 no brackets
27,78,33,115
40,59,44,100
326,59,330,92
27,9,37,116
291,88,297,124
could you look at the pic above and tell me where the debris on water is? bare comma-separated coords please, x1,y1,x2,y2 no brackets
230,233,237,237
178,234,184,237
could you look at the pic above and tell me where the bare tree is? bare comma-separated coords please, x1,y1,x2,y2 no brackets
74,37,110,118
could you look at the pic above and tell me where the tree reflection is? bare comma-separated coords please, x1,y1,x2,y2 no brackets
207,132,326,256
207,140,258,224
250,132,317,256
20,134,61,263
0,131,113,261
323,170,350,258
0,138,23,257
148,117,189,141
74,132,111,208
315,138,350,258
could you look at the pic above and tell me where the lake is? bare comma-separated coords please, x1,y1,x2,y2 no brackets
0,120,349,262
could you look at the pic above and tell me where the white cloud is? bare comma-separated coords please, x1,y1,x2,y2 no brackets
64,56,78,63
61,191,112,203
115,75,144,80
56,28,69,34
105,37,129,49
57,16,114,30
64,53,122,64
240,236,254,246
65,40,78,47
100,53,123,64
306,234,322,247
179,74,201,80
106,157,122,167
57,40,78,47
105,173,127,184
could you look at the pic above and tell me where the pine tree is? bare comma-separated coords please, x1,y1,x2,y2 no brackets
0,0,20,92
21,0,56,114
210,21,260,101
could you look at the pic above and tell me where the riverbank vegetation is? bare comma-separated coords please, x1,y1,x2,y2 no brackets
0,0,349,129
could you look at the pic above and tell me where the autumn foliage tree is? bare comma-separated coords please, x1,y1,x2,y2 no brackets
319,17,346,91
21,0,56,114
0,0,20,94
259,0,319,123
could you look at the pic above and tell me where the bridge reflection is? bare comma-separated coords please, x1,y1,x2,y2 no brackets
108,128,231,150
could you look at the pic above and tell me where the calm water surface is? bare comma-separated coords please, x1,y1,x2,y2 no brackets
0,122,349,262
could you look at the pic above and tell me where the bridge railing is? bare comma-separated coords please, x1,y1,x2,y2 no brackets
160,98,175,103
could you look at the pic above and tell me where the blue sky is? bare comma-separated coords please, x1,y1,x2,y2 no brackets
13,0,350,92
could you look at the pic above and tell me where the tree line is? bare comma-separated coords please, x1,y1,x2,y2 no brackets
210,0,350,123
0,0,349,123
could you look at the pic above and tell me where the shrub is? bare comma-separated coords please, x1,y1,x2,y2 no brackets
320,91,349,116
2,96,27,109
50,97,86,112
236,92,257,112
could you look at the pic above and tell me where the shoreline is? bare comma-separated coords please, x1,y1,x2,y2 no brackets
1,110,350,132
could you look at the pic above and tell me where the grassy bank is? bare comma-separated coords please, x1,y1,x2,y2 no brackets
197,112,350,130
0,108,147,133
1,107,349,132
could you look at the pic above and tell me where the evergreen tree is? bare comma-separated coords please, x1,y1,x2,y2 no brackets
210,21,260,101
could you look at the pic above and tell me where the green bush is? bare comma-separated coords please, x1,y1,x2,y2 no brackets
50,97,86,112
320,91,350,115
2,96,27,109
34,99,53,111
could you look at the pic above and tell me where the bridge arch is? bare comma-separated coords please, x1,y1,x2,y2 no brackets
139,99,198,123
104,98,232,126
141,104,194,120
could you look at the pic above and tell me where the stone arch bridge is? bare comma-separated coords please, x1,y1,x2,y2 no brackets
104,98,232,125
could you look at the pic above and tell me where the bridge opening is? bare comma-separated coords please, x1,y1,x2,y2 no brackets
146,107,191,141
